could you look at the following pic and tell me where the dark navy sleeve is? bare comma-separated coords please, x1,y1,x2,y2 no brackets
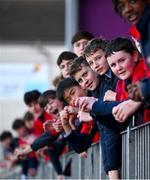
141,78,150,103
91,99,121,117
31,132,59,151
66,131,93,153
65,122,98,153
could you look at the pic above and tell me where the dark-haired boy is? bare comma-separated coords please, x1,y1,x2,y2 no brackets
57,51,77,78
104,37,150,123
84,38,117,101
71,30,94,56
56,78,99,154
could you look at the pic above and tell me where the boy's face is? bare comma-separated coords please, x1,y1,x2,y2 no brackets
107,50,138,80
28,101,43,116
25,120,34,130
16,127,26,137
86,49,109,75
117,0,147,25
59,60,72,78
44,98,63,118
73,65,99,91
64,86,87,105
73,39,89,56
1,138,12,149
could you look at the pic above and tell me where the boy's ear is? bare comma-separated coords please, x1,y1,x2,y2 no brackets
72,46,75,53
133,51,139,63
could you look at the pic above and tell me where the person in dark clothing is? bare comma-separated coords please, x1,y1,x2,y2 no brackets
105,37,150,123
112,0,150,61
69,52,144,178
112,0,150,105
57,78,99,154
69,56,123,179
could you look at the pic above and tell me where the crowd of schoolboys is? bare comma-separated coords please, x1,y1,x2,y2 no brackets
0,1,150,179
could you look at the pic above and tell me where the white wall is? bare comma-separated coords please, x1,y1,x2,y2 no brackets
0,43,66,133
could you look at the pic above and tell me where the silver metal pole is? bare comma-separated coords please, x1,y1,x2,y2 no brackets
65,0,78,50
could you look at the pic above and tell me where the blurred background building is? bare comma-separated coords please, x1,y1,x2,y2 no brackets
0,0,130,132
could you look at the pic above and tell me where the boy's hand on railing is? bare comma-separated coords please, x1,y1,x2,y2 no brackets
59,109,69,126
64,106,78,129
73,97,97,112
79,151,88,158
52,119,64,133
59,109,72,133
64,105,78,115
36,148,47,159
14,145,32,159
103,90,116,101
43,120,55,132
77,111,93,122
112,100,142,122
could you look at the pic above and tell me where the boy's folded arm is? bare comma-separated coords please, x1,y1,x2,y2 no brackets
112,100,142,122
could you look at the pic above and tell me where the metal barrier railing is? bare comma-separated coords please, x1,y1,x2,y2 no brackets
121,121,150,179
60,142,107,179
0,122,149,179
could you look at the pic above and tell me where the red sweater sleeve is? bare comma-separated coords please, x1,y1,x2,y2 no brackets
80,122,94,134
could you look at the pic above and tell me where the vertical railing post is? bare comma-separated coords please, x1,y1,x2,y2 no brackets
125,119,135,179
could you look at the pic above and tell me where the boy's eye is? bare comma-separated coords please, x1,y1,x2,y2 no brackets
129,0,136,4
66,97,71,103
60,65,64,69
119,58,125,63
74,42,80,47
70,90,75,95
83,72,88,77
67,61,72,66
82,41,88,46
48,100,53,105
96,55,102,60
89,61,93,66
110,63,116,68
118,3,125,13
78,78,83,84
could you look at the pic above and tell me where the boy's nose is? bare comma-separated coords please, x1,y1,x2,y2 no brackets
32,105,36,112
65,66,69,71
83,78,89,86
80,43,85,50
116,63,122,71
93,61,99,70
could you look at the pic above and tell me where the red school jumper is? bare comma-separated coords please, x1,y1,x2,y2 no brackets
115,59,150,123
